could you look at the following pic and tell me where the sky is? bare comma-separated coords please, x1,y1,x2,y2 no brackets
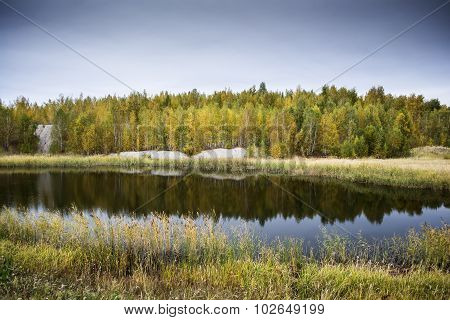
1,0,449,104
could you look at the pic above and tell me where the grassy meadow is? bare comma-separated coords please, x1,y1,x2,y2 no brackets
0,208,448,299
0,154,449,189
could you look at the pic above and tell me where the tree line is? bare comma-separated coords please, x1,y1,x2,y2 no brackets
0,84,448,158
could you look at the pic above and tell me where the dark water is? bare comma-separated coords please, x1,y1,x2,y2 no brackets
0,169,449,242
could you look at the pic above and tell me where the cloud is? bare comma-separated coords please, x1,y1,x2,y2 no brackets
1,0,449,104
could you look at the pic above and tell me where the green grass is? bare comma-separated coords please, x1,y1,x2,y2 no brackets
0,208,448,299
0,155,449,189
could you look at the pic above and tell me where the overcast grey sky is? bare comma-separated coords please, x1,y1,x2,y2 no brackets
1,0,449,104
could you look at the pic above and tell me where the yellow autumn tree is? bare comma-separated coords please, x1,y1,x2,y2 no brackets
319,113,339,155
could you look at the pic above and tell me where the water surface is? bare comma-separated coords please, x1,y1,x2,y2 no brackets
1,168,448,243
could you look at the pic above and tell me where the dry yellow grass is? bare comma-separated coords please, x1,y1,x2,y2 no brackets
0,155,448,189
302,157,450,172
0,208,449,299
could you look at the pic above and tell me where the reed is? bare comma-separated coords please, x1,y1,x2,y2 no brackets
0,155,448,189
0,208,448,299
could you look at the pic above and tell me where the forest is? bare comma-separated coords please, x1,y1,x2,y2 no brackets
0,84,448,158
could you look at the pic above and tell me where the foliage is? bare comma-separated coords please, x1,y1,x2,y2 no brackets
0,86,449,157
0,98,38,153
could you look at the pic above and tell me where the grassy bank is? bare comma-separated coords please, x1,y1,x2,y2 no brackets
0,209,448,299
410,146,450,159
0,155,449,189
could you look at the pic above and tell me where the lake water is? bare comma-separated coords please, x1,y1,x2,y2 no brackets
1,168,449,243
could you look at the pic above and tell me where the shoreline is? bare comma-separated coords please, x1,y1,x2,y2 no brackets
0,154,449,189
0,209,448,300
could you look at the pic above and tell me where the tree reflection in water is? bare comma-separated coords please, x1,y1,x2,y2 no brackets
0,169,448,227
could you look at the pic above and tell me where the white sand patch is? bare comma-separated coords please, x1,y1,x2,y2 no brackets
192,148,247,159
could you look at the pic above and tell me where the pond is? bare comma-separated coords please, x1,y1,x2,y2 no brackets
0,168,449,243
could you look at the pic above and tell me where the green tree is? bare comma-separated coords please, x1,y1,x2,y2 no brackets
387,112,412,157
0,104,14,151
1,85,448,158
50,108,68,153
17,113,38,153
297,105,321,156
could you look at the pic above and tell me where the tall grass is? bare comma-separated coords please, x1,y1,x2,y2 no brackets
0,208,449,299
0,155,448,189
410,146,450,159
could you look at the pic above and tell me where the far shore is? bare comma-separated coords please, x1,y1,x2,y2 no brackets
0,154,448,190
